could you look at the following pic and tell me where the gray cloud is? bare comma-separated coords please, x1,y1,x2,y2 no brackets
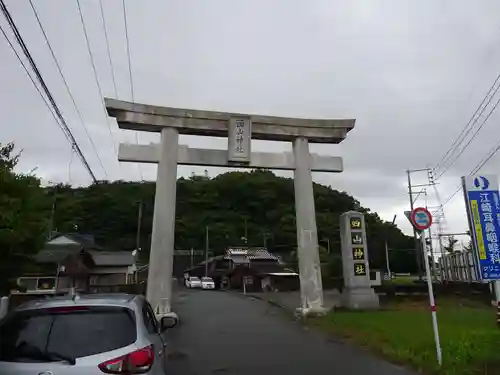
3,0,500,236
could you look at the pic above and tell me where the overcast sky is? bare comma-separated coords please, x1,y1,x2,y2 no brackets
2,0,500,242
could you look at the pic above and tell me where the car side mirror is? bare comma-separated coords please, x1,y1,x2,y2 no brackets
160,316,177,332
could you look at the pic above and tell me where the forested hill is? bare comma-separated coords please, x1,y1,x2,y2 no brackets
46,169,417,272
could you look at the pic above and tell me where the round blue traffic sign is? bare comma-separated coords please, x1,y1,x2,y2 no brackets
410,207,433,231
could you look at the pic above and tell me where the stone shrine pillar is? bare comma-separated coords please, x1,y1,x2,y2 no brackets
340,211,379,309
293,137,325,314
146,127,179,315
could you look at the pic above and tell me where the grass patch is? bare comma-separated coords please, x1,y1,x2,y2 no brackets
309,298,500,375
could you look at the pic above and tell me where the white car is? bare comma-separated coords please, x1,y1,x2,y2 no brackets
201,277,215,290
186,276,201,289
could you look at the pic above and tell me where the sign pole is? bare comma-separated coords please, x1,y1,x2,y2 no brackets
421,231,442,366
461,177,482,283
406,206,442,366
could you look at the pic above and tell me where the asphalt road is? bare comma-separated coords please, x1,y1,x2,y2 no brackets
166,289,416,375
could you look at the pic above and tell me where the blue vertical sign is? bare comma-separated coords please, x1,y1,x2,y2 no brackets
463,175,500,280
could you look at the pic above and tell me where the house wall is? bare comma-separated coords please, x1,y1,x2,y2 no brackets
90,273,126,286
173,254,206,277
91,266,130,274
88,266,129,285
249,260,279,267
56,276,88,291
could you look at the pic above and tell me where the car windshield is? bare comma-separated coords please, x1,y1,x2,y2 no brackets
202,277,213,282
190,277,200,281
0,306,136,362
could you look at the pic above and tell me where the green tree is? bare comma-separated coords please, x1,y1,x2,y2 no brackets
0,143,50,294
444,236,459,253
47,169,417,273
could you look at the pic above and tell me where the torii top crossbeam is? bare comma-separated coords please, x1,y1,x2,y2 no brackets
105,98,355,144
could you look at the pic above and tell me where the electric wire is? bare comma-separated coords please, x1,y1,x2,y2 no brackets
436,93,500,180
122,0,134,102
439,138,500,209
435,73,500,175
28,0,107,178
0,0,97,182
0,22,67,143
75,0,118,155
122,0,143,180
99,0,118,98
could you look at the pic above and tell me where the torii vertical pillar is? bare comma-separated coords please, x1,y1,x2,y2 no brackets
147,127,179,314
294,137,324,314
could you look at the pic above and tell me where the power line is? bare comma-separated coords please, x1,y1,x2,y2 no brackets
122,0,143,180
440,186,461,209
412,188,425,205
440,137,500,209
434,74,500,176
28,0,107,178
471,139,500,175
122,0,134,102
75,0,118,156
0,22,67,143
435,74,500,171
435,93,500,179
99,0,118,98
0,0,97,182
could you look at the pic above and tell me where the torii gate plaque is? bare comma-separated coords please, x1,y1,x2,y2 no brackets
105,98,355,316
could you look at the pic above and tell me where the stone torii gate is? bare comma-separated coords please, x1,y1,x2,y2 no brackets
105,98,355,316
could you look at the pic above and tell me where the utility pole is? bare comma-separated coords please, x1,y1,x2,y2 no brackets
425,191,437,282
406,167,440,280
407,169,423,280
385,214,397,279
47,199,56,240
136,201,143,252
427,225,437,282
437,233,444,282
320,238,331,254
205,226,209,277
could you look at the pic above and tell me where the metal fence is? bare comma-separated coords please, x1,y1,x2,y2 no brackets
438,251,479,282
